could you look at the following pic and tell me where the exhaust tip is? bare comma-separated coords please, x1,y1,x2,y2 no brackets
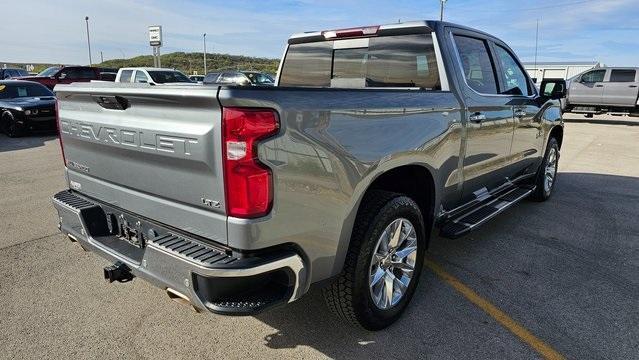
166,288,200,313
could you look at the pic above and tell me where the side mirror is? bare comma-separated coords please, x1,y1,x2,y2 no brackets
540,79,566,100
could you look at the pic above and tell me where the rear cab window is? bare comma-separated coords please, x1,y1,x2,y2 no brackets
279,34,441,90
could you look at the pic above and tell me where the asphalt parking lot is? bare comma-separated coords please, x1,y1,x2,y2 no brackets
1,120,638,359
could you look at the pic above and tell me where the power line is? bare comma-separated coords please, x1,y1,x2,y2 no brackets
446,0,598,14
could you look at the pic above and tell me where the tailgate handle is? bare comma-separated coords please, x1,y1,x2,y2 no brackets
93,95,129,110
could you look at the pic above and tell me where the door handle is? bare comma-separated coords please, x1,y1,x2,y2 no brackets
595,84,604,87
629,85,638,88
469,112,486,123
514,109,527,118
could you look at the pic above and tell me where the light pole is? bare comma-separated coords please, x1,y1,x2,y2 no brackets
440,0,448,21
203,33,207,75
85,16,92,66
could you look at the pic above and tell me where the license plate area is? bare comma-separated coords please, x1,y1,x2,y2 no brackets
105,211,162,249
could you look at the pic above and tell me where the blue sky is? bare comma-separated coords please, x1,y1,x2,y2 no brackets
2,0,638,66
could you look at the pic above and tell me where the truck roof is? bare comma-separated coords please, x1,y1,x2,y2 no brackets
287,20,493,44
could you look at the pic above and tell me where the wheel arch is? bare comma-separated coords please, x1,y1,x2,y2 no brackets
549,125,564,149
330,163,438,278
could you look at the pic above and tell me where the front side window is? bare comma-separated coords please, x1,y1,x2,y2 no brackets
609,69,636,83
494,45,530,96
134,71,149,83
581,70,605,83
59,68,82,80
203,73,220,84
279,34,441,89
453,35,498,94
37,67,61,77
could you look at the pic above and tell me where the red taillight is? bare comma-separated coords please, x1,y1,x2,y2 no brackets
322,25,379,39
222,107,279,218
55,99,66,166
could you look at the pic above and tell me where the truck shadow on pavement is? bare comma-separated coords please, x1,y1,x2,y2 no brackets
253,172,639,360
0,133,57,153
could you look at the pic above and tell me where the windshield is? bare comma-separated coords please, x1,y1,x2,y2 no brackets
37,67,61,77
245,72,274,85
0,82,54,99
147,70,192,84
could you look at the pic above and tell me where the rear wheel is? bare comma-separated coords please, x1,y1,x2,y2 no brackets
1,111,23,138
323,190,426,330
531,137,560,201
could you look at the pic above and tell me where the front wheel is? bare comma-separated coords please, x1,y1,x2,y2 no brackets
1,111,23,138
323,190,427,330
531,137,560,201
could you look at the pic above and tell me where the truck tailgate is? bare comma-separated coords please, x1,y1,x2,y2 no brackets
55,83,227,242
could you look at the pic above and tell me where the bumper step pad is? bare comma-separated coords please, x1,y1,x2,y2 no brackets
149,234,237,267
440,185,534,239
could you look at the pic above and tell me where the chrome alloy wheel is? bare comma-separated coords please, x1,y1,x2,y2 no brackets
369,218,418,310
544,147,558,193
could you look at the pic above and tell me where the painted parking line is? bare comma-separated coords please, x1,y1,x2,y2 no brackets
425,259,565,360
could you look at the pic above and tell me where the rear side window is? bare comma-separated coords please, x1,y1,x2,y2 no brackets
279,34,441,89
609,69,636,83
119,70,133,82
78,68,96,79
581,70,605,83
453,35,498,94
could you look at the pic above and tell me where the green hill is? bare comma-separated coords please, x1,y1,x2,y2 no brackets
2,52,280,75
97,52,280,75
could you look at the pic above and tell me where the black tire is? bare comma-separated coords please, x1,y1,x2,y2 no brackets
531,137,560,201
1,111,23,138
323,190,427,330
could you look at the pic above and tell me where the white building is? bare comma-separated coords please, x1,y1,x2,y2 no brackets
523,61,603,84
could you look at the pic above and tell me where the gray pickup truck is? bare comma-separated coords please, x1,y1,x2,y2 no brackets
52,20,565,330
564,67,639,117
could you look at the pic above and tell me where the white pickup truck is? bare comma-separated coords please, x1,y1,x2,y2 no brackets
115,67,195,85
564,67,639,117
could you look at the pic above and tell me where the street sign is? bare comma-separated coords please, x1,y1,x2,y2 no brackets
149,25,162,46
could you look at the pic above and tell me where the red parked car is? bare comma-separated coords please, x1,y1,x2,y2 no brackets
18,66,101,90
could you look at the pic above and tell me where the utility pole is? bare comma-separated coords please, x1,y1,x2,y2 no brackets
100,51,104,63
440,0,447,21
85,16,92,66
534,19,539,82
203,33,207,75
